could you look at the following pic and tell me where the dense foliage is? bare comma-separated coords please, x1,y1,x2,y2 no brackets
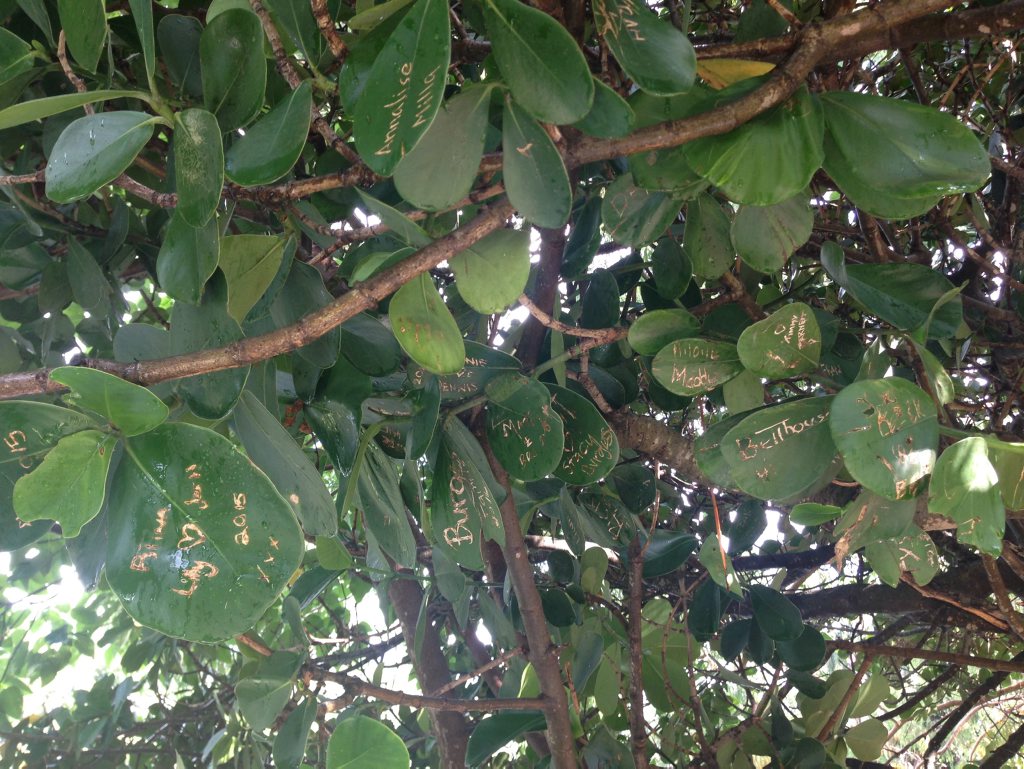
0,0,1023,766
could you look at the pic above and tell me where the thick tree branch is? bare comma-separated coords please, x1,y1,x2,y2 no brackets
0,200,514,400
828,641,1024,676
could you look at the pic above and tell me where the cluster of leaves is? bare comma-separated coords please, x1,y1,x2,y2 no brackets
0,0,1023,767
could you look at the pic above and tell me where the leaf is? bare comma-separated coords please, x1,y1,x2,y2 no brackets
327,714,411,769
200,8,267,131
66,239,109,312
642,530,698,577
651,338,743,396
410,341,520,401
732,194,813,273
129,0,156,82
269,260,340,369
158,14,204,99
485,374,565,481
236,671,294,731
347,0,415,31
502,97,572,229
394,85,492,210
12,430,115,538
683,86,823,205
822,92,990,219
57,0,106,72
629,309,700,355
928,437,1004,556
483,0,593,124
723,369,763,414
356,441,418,567
157,212,220,305
45,112,157,203
651,238,692,298
592,0,695,96
272,697,317,769
601,175,684,247
169,292,250,420
233,391,337,537
776,625,826,672
450,228,530,314
466,711,547,767
225,81,313,186
219,235,292,322
173,109,224,227
684,193,734,279
820,242,963,339
105,423,303,643
352,0,450,175
721,397,836,500
50,367,169,436
547,384,619,484
748,585,803,641
0,402,98,550
844,718,888,762
264,0,329,63
830,378,938,500
572,78,636,138
698,58,775,89
340,313,403,376
390,272,466,375
355,190,432,247
790,503,842,526
988,440,1024,511
0,90,153,131
864,524,939,586
737,303,821,378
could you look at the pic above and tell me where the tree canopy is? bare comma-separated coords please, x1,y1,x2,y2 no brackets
0,0,1023,766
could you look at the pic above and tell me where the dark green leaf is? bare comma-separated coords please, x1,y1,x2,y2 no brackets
66,239,109,312
641,530,698,577
128,0,156,81
651,238,692,299
272,697,317,769
777,625,826,672
200,9,267,131
684,193,734,279
327,715,411,768
57,0,106,72
106,423,303,642
270,260,340,369
158,15,204,99
789,503,842,526
157,212,220,305
353,0,450,175
226,81,313,186
547,384,619,485
601,175,684,247
357,441,417,567
748,585,802,641
483,0,593,124
466,711,547,767
234,391,337,537
174,108,224,227
485,374,564,481
572,78,636,138
45,112,157,203
502,97,572,228
732,194,813,273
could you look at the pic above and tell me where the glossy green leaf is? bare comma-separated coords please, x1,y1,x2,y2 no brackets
723,369,763,414
173,109,224,227
722,397,835,500
737,303,821,378
684,193,734,279
390,272,466,375
821,243,963,339
66,239,109,311
234,391,337,537
45,112,156,203
58,0,106,72
684,86,823,205
157,212,220,305
327,714,410,769
651,338,743,396
928,437,1004,556
732,194,813,273
158,14,204,98
0,402,97,550
822,92,990,219
611,463,656,512
200,9,267,131
265,0,329,63
466,711,547,767
356,441,417,567
748,584,803,641
347,0,415,31
105,423,303,642
432,433,485,570
219,235,292,322
340,313,403,376
129,0,156,81
547,384,619,484
169,292,250,420
483,0,593,124
628,309,700,355
776,625,826,672
50,367,168,436
789,503,842,526
502,97,572,228
353,0,450,175
602,175,684,247
0,90,153,131
270,261,340,369
12,430,115,538
394,85,492,210
573,78,636,138
592,0,695,96
830,378,938,500
225,81,313,186
485,374,564,481
450,228,530,314
650,238,692,298
642,530,698,577
272,696,317,769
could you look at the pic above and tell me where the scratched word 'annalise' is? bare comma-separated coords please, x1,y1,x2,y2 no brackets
376,63,441,159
